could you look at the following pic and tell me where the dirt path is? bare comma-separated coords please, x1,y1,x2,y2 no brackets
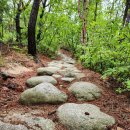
0,50,130,130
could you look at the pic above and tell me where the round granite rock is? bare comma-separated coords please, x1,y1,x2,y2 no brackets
57,103,115,130
26,76,57,87
20,83,68,105
68,82,102,101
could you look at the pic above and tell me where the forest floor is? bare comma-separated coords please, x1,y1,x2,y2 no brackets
0,46,130,130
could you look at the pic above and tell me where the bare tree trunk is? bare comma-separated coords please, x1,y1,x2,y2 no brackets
15,0,31,45
123,0,130,26
2,20,4,38
28,0,40,56
37,0,47,41
0,15,4,39
78,0,89,44
94,1,98,21
15,0,22,44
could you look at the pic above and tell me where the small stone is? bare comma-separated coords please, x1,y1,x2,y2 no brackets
26,76,57,87
74,72,85,79
112,127,124,130
2,87,9,92
48,61,63,68
52,74,62,78
20,83,68,105
117,127,124,130
61,77,75,82
37,67,60,76
68,82,102,101
58,69,85,79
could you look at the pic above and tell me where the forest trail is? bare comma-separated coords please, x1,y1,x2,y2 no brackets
0,50,130,130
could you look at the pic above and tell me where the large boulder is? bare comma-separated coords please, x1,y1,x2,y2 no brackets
57,103,115,130
1,112,55,130
68,82,102,101
20,83,68,105
37,67,60,76
26,76,57,87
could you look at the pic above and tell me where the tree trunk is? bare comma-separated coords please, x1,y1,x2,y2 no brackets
1,20,4,38
0,15,4,39
37,0,47,41
15,0,22,45
28,0,40,56
94,1,98,21
123,0,130,26
78,0,89,44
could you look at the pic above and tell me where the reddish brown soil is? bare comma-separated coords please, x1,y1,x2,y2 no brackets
0,49,130,130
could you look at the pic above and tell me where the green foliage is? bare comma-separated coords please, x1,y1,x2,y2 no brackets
103,66,130,93
37,0,81,57
1,0,130,93
75,22,130,92
71,1,130,92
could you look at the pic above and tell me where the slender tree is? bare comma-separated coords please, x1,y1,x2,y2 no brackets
123,0,130,26
28,0,40,56
15,0,31,45
0,0,8,39
94,1,98,21
78,0,89,44
37,0,48,41
15,0,22,44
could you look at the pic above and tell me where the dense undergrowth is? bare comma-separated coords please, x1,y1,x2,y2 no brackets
71,24,130,93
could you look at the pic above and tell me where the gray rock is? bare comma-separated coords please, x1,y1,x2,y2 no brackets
58,69,85,79
1,112,55,130
20,83,68,105
26,76,57,87
48,61,63,68
57,103,115,130
37,67,60,76
60,54,75,64
64,59,75,64
61,77,75,83
0,121,28,130
58,69,75,77
73,72,85,79
52,74,62,78
68,82,102,101
62,63,75,68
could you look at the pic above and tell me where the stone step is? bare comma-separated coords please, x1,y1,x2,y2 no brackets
26,76,57,87
57,103,115,130
20,83,68,105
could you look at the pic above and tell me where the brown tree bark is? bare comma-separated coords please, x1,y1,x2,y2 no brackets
28,0,40,56
37,0,48,41
15,0,22,44
15,0,31,45
123,0,130,26
78,0,89,44
94,1,98,21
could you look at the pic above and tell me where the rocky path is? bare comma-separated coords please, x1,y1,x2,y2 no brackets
0,52,129,130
